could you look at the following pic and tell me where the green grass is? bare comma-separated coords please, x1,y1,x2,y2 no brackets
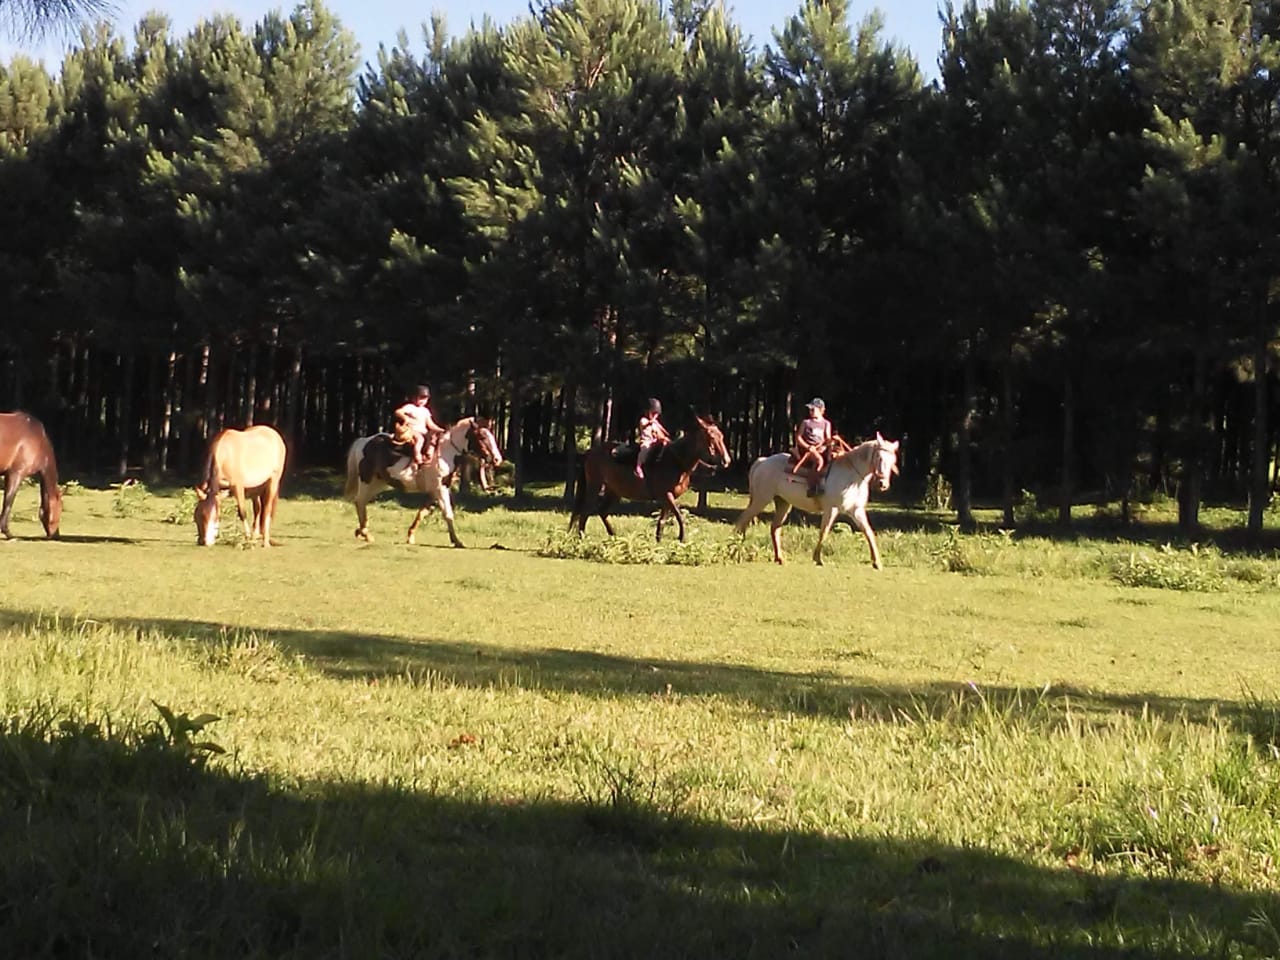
2,479,1280,957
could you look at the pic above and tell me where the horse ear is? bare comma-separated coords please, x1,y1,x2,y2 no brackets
889,440,899,452
876,431,885,443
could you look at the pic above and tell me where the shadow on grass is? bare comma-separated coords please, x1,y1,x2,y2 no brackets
1,609,1274,746
1,713,1275,959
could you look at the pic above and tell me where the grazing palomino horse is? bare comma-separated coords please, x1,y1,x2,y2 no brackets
193,425,287,547
570,415,731,542
734,433,900,568
344,416,502,546
0,411,62,539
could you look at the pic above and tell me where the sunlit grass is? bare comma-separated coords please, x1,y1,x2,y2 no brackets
2,481,1279,956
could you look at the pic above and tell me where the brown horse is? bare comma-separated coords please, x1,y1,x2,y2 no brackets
0,411,62,539
570,414,730,542
194,425,287,547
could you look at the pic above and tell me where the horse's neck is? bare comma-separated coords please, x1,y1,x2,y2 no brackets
38,460,59,498
667,432,701,471
437,421,471,471
834,445,874,486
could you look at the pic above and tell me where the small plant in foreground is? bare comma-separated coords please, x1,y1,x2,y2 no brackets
162,487,200,525
111,479,148,517
1110,543,1225,592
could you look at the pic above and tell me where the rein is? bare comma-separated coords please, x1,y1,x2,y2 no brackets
442,420,479,461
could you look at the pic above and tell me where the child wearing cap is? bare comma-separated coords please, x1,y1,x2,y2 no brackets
793,397,836,495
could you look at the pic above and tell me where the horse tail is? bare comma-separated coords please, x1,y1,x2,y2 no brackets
343,439,363,500
569,453,587,525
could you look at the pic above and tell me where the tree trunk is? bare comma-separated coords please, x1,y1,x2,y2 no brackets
508,378,527,498
953,343,977,532
561,382,577,504
284,344,304,446
1247,324,1269,543
1179,345,1208,533
159,346,177,475
999,356,1015,529
116,352,134,479
1058,372,1074,528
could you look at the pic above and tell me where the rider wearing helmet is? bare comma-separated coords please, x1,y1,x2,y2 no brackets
393,384,445,466
634,397,670,479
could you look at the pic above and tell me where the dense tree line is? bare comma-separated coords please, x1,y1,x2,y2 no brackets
2,0,1278,537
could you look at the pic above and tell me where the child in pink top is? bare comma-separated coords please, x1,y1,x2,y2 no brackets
393,385,444,465
634,398,671,479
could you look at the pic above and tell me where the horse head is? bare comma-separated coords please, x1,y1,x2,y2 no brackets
193,488,220,546
466,417,504,467
693,414,731,470
869,432,900,492
40,484,62,539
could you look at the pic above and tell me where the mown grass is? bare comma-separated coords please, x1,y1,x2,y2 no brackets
1,479,1279,957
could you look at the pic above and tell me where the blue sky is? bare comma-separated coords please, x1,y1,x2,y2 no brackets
1,0,946,75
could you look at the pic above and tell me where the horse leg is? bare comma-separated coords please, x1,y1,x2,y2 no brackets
733,489,771,536
665,491,687,542
769,497,793,565
655,505,666,542
597,490,617,537
230,485,253,542
812,505,840,566
260,477,280,547
406,497,433,545
0,471,20,539
354,491,373,542
849,506,883,570
437,486,465,548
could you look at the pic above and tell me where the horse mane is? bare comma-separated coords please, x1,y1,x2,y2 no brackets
197,438,219,497
831,439,876,464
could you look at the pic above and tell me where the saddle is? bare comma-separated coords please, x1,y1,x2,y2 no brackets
611,443,639,467
359,435,417,484
611,441,666,469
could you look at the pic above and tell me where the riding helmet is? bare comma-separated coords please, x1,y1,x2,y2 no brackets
414,384,431,401
807,397,825,411
647,398,662,414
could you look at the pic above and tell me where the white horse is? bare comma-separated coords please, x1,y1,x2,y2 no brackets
734,433,900,569
343,416,503,546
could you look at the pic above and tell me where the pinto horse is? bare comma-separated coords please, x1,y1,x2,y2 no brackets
193,425,287,547
0,411,62,539
343,416,502,546
570,415,731,542
734,433,899,568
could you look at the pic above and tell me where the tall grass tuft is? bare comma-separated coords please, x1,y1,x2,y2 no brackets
1110,543,1226,592
538,529,764,565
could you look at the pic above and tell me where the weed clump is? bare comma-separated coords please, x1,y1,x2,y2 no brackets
1110,544,1226,592
538,529,763,566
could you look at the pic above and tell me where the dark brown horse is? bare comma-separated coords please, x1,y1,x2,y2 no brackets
0,411,62,539
570,414,731,542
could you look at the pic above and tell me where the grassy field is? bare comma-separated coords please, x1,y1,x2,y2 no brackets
1,476,1279,958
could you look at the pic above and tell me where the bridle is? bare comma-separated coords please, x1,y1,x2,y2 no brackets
869,444,897,487
461,421,500,465
692,423,730,470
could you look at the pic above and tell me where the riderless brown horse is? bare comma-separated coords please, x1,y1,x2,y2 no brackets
194,424,287,547
569,414,730,542
0,411,62,539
